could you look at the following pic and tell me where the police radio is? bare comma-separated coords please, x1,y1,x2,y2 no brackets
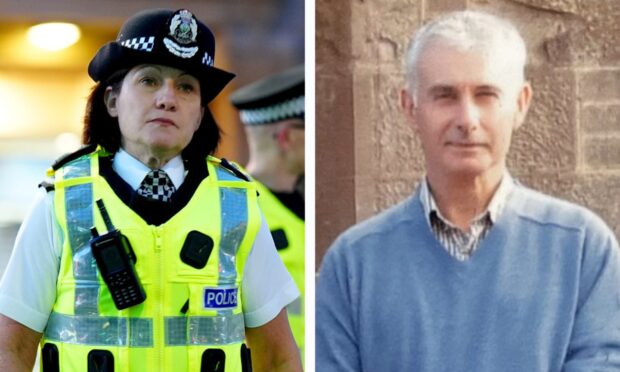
90,199,146,310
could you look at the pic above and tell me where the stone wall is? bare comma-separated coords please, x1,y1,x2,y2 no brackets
316,0,620,267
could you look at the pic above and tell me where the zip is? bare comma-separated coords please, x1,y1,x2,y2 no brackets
153,226,164,372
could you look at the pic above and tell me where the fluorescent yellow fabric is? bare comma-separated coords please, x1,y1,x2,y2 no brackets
41,150,260,372
255,182,305,357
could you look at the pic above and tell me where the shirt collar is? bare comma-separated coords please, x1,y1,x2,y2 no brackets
419,172,514,227
112,148,185,190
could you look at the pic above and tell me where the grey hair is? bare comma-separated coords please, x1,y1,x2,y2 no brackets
404,11,527,98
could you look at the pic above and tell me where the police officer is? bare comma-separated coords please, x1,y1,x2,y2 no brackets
230,65,305,358
0,9,302,372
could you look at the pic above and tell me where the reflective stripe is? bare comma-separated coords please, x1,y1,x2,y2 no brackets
62,157,99,315
73,281,99,315
218,187,248,285
45,312,245,347
165,314,245,346
130,318,154,347
44,312,153,347
218,188,248,329
215,167,241,182
63,157,91,179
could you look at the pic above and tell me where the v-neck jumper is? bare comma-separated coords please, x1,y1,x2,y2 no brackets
316,184,620,372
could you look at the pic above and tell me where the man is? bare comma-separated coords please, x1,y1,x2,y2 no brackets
0,9,302,372
316,11,620,371
230,65,305,357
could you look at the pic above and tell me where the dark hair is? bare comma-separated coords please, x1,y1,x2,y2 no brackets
82,72,221,161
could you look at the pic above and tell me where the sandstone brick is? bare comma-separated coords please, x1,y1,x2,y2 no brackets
352,67,376,179
426,0,467,13
544,26,620,68
372,175,421,219
316,174,357,268
316,71,357,264
348,67,426,226
568,173,620,239
579,2,620,67
470,0,620,68
579,70,620,103
354,173,377,223
316,72,355,174
581,104,620,133
582,135,620,170
542,1,620,67
544,31,577,67
317,0,352,66
352,2,420,65
509,0,579,14
470,0,572,68
508,66,577,172
373,71,425,176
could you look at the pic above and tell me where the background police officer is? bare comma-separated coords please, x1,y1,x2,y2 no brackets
231,65,305,359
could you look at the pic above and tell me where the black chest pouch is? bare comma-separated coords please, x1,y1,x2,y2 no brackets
180,231,215,269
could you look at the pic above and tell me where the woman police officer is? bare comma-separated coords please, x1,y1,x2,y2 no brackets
0,8,302,372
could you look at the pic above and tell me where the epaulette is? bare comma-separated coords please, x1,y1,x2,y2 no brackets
40,144,98,192
38,180,55,192
51,144,98,171
220,158,250,182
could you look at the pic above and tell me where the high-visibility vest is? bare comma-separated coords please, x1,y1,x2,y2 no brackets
255,182,305,357
40,149,260,372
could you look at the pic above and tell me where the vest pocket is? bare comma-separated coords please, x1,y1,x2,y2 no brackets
41,343,59,372
88,349,114,372
201,348,225,372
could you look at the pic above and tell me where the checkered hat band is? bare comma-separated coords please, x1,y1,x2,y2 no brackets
137,169,176,202
201,52,214,66
120,36,156,52
240,96,304,125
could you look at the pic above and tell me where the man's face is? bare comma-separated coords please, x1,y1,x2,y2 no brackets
106,64,205,160
401,41,532,179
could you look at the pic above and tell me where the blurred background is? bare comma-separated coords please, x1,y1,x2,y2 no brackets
0,0,304,277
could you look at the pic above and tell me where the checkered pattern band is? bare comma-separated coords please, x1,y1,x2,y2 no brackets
240,96,305,125
120,36,156,52
137,169,176,202
202,52,214,67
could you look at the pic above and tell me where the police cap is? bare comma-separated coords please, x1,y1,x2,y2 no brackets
230,64,304,126
88,8,234,103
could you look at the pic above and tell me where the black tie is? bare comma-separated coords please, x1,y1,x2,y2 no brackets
137,169,176,202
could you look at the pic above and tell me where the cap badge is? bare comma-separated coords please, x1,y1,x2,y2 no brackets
164,9,199,58
169,10,198,45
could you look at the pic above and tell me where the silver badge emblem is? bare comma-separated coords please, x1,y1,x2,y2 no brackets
169,10,198,45
164,9,199,58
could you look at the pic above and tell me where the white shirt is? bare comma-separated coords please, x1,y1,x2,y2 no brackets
0,149,299,332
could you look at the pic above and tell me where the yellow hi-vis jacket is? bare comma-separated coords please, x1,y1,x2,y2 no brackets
255,182,305,357
40,149,260,372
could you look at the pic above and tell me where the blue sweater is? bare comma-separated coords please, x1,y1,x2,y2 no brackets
316,185,620,371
